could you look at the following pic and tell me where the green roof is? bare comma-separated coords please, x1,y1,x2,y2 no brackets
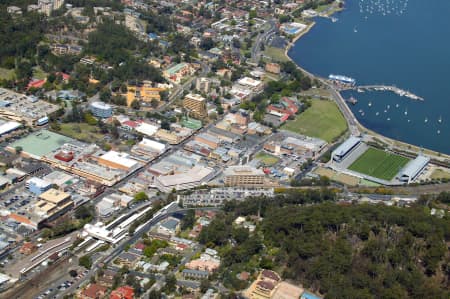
9,129,74,158
181,117,202,130
166,63,188,75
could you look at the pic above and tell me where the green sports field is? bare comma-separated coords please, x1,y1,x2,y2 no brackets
348,148,410,181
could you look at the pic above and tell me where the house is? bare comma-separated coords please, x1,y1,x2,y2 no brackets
110,285,134,299
157,217,180,236
182,269,209,280
80,283,107,299
19,242,37,255
265,63,281,74
266,98,299,117
98,269,117,287
115,252,140,267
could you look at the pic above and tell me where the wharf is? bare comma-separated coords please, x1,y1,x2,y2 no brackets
342,85,424,101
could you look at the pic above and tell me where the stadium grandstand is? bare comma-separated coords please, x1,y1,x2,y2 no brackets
397,155,430,183
331,136,361,162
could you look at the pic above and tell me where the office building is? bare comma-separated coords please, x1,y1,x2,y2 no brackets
26,177,53,195
223,165,265,186
89,101,112,118
183,93,207,118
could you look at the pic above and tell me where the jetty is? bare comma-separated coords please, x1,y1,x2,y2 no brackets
341,85,424,101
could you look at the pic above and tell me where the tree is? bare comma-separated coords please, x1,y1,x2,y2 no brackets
151,98,159,109
134,191,149,202
69,269,78,278
161,120,170,130
181,210,195,230
131,100,140,110
200,279,211,293
15,146,23,154
148,291,161,299
79,255,92,269
200,37,215,50
164,274,177,293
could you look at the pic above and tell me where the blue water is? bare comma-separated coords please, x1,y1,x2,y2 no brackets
289,0,450,154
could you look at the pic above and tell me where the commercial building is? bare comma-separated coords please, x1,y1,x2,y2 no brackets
7,130,74,159
0,120,21,136
163,63,194,83
131,138,167,158
332,136,361,162
26,177,53,195
97,151,140,172
398,155,430,183
237,77,264,92
153,165,216,193
196,77,211,93
0,88,59,126
135,122,159,137
89,101,112,118
183,93,207,119
224,166,266,186
179,188,275,207
126,81,168,107
194,133,220,149
34,188,73,227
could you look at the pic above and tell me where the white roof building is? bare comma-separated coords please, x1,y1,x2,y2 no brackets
135,122,159,137
398,155,430,183
98,151,140,171
0,121,21,136
237,77,263,91
153,165,216,192
139,138,166,154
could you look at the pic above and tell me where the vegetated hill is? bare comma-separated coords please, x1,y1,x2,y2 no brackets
199,193,450,299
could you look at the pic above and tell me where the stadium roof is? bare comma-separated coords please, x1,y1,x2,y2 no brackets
399,155,430,180
332,136,361,157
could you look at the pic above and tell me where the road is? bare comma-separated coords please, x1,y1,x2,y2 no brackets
251,20,277,64
156,60,210,113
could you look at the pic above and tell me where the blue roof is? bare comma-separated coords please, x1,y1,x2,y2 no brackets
332,136,361,157
148,33,158,40
301,291,322,299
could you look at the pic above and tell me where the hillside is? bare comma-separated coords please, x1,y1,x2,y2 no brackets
199,194,450,299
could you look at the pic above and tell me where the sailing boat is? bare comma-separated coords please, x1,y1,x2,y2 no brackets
368,101,372,107
438,116,442,123
424,117,428,123
404,108,408,116
354,26,358,33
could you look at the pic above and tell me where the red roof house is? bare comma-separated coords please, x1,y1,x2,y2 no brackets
110,285,134,299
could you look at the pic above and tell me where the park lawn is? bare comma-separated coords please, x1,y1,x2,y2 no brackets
58,123,104,143
349,147,410,181
264,47,289,62
255,152,280,166
282,100,347,142
0,68,15,80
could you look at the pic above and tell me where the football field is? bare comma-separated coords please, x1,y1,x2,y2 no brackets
348,147,410,181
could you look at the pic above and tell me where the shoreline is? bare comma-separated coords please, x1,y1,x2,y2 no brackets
282,7,450,162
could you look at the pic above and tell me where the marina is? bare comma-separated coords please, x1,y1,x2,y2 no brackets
342,85,425,101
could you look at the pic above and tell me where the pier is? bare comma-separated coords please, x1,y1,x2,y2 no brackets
341,85,424,101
